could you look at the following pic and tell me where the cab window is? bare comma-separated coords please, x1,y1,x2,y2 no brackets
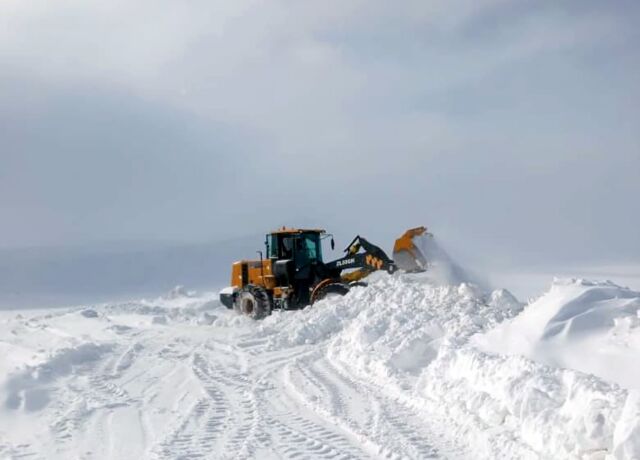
269,232,322,262
281,237,294,259
268,234,278,258
296,233,322,263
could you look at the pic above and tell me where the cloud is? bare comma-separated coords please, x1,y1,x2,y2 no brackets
1,0,639,265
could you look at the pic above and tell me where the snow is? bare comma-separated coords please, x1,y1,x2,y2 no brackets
488,264,640,301
473,278,640,389
1,273,639,459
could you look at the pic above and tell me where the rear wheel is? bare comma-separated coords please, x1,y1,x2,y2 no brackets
311,282,350,305
234,285,271,319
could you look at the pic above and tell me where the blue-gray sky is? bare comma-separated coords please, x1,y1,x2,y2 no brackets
1,0,639,266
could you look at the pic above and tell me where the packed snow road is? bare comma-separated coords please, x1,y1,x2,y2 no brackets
1,274,640,459
0,286,467,460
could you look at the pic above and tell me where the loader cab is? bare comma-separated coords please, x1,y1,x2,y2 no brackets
266,228,324,266
266,228,327,307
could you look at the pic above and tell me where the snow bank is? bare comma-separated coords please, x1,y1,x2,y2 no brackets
326,275,522,379
473,279,640,389
252,273,640,458
464,278,640,458
422,345,628,459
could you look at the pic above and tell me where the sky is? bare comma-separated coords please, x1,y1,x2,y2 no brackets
1,0,639,268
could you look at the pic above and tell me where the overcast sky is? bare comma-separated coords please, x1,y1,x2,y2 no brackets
1,0,639,266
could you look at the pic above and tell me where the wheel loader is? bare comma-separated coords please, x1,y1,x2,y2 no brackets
219,226,431,319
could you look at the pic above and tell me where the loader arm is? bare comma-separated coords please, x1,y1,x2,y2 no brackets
324,227,430,281
324,235,396,275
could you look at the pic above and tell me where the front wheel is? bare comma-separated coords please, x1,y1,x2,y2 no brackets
311,282,350,305
234,285,272,319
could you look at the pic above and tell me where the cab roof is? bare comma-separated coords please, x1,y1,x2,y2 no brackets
269,227,326,235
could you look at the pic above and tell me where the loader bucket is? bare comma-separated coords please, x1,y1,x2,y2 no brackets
393,226,431,272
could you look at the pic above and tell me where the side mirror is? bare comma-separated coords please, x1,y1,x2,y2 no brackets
331,238,335,250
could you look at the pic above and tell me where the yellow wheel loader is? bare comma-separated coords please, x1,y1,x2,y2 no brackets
219,226,431,319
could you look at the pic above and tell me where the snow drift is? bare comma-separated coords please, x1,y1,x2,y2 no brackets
473,278,640,389
252,274,640,458
470,278,640,458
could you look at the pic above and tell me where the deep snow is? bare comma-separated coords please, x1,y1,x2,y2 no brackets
1,272,639,459
473,278,640,389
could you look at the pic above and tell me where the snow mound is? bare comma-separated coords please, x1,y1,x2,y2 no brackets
327,276,522,378
251,273,640,458
258,274,520,351
463,278,640,458
473,278,640,389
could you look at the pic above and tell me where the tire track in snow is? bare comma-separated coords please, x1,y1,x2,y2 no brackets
266,413,365,460
214,334,371,459
220,323,444,459
204,361,266,459
323,356,468,459
1,301,472,459
160,348,267,459
283,350,444,460
152,352,232,458
314,359,439,459
0,443,45,460
279,362,381,459
47,342,130,454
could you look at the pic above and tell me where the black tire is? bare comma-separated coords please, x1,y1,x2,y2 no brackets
234,285,272,319
311,282,350,305
219,290,235,309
